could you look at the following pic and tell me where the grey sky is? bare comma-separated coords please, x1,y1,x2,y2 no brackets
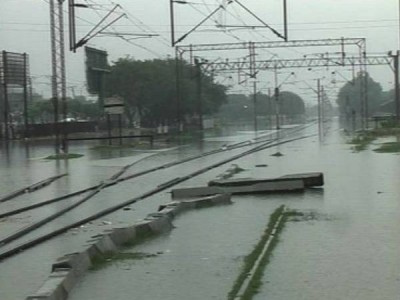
1,0,399,103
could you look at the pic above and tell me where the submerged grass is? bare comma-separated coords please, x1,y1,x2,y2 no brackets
374,142,400,153
348,124,400,152
44,153,83,160
227,205,286,300
90,250,159,271
348,134,375,152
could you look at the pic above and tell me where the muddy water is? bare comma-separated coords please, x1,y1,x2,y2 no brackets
69,122,399,300
2,122,399,300
0,129,272,299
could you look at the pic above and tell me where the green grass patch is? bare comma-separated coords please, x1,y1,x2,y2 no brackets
44,153,83,160
348,134,375,152
89,251,159,270
374,142,400,153
227,205,286,300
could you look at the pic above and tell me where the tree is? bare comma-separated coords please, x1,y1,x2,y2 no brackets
105,58,227,127
279,91,306,115
336,73,383,116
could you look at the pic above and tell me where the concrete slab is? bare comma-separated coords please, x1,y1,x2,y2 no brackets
175,180,304,197
93,235,118,255
209,172,323,188
156,206,178,219
108,227,136,247
145,215,173,233
209,193,232,205
134,220,154,239
223,180,304,194
26,273,68,300
52,252,92,277
279,172,324,187
56,270,77,294
171,186,224,199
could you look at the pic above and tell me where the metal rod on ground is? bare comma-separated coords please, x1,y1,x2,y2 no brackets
0,162,128,247
0,174,67,203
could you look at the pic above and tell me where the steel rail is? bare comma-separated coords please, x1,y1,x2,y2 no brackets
0,123,314,219
0,173,67,203
0,133,314,262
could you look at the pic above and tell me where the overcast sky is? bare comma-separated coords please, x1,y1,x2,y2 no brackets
1,0,400,103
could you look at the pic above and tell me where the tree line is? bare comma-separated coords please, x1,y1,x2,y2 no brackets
336,72,395,116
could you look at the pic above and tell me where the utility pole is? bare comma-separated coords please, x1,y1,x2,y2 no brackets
274,87,280,131
274,66,279,131
253,81,258,132
195,58,203,131
317,79,322,139
50,0,68,154
394,51,400,122
2,51,9,141
23,53,29,139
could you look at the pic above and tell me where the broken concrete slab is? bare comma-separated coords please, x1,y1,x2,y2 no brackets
52,252,92,277
108,227,136,247
27,194,233,300
279,172,324,187
209,172,324,188
223,180,304,194
171,186,225,199
173,180,304,198
93,235,118,255
26,272,68,300
144,215,174,233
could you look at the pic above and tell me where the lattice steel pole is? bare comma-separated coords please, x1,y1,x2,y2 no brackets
49,0,68,153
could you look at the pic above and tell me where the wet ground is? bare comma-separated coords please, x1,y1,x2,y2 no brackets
1,121,399,299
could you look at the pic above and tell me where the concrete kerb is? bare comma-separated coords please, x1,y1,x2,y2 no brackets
27,193,232,300
108,227,137,247
26,271,69,300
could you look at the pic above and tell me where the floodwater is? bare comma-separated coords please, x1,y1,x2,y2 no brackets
69,121,399,300
1,121,400,300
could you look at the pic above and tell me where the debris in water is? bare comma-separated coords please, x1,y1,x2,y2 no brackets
271,152,284,157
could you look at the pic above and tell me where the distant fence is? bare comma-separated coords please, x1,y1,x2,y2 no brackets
18,121,97,138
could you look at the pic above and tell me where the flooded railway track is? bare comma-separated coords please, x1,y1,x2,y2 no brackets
0,125,314,263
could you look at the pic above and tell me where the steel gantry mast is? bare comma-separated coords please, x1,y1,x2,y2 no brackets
198,53,395,129
50,0,67,153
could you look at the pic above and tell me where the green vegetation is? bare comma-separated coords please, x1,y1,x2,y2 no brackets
105,58,227,127
90,251,159,270
348,134,375,152
218,92,306,123
374,142,400,153
348,123,400,153
337,73,384,117
44,153,83,160
227,205,287,300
